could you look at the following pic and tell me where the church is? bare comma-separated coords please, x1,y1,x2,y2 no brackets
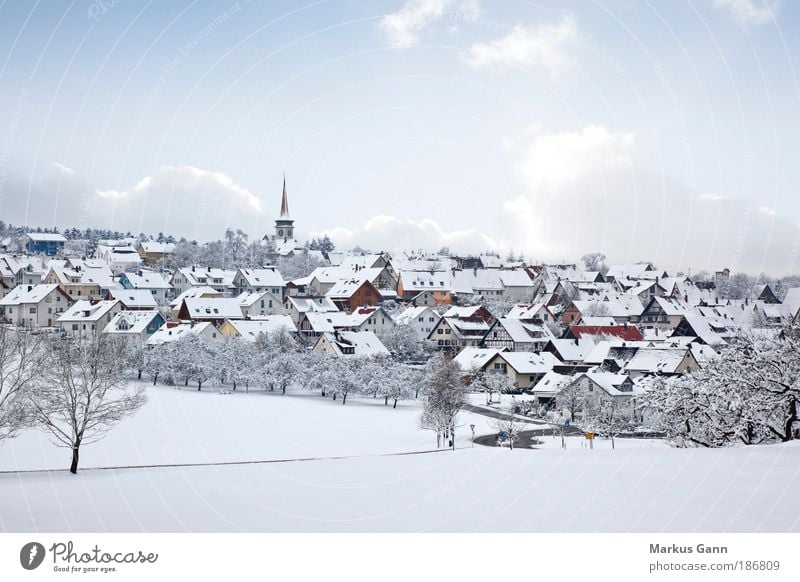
265,177,304,256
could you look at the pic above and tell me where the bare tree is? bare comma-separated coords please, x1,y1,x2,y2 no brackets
30,336,147,474
419,354,466,448
491,399,529,450
0,327,40,441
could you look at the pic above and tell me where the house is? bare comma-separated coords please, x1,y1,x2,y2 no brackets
670,314,738,347
623,347,700,378
427,316,490,350
218,316,297,341
137,241,175,266
0,283,74,327
298,311,357,336
106,288,158,310
102,310,165,343
393,305,441,339
754,284,780,304
169,286,223,317
556,372,639,420
453,347,503,375
312,330,390,358
396,270,452,304
147,321,221,345
634,296,689,331
58,300,123,339
325,278,382,312
170,266,236,295
505,302,556,325
119,270,173,305
483,351,559,390
284,296,339,325
95,245,142,274
237,291,283,319
544,339,595,372
480,318,553,352
26,232,66,256
232,268,285,297
411,290,438,307
345,305,396,335
43,266,105,300
177,297,243,324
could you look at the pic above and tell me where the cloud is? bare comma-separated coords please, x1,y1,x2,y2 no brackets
501,124,800,275
378,0,479,48
713,0,775,26
49,162,75,176
95,165,262,213
463,13,578,75
313,214,499,254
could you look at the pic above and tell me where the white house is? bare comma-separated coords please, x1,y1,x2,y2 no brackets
58,299,123,339
0,283,73,327
393,305,441,339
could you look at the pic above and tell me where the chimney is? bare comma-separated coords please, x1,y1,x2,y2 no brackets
191,265,195,272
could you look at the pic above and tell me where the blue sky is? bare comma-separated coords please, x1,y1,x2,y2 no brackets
0,0,798,274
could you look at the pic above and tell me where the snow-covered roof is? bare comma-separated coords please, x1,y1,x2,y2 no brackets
123,270,172,289
320,331,390,357
58,300,119,323
286,296,339,314
139,241,175,254
492,351,558,375
107,288,158,309
224,316,296,340
182,297,243,320
26,232,67,242
103,310,162,334
399,270,451,292
394,305,439,325
235,268,285,288
0,283,64,305
169,286,223,308
453,347,501,372
147,321,213,345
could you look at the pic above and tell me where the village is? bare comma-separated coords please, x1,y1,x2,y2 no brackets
2,179,800,463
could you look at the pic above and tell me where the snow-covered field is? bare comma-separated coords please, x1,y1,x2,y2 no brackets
1,383,798,532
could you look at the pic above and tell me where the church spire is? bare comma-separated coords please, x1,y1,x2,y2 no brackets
279,174,290,218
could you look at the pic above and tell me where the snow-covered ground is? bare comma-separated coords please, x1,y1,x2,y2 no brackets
1,383,798,532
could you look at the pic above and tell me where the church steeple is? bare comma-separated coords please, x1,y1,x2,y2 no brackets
274,174,295,241
279,175,290,218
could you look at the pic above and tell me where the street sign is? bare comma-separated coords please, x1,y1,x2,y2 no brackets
585,433,594,439
470,424,475,431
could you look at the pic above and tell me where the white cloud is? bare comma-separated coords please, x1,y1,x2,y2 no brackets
713,0,775,26
463,13,578,75
500,124,800,274
49,162,75,176
95,165,262,213
313,214,499,254
378,0,479,48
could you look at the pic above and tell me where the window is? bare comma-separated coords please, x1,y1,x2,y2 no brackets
30,307,36,314
437,329,443,335
418,317,424,322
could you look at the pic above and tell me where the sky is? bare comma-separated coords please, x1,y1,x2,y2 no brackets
0,0,798,275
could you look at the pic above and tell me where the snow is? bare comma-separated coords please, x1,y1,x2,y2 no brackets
1,383,799,532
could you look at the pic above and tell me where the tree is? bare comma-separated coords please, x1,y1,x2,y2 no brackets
30,336,146,473
582,396,633,449
491,399,528,450
0,327,40,441
419,354,466,448
378,325,434,364
581,252,607,273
